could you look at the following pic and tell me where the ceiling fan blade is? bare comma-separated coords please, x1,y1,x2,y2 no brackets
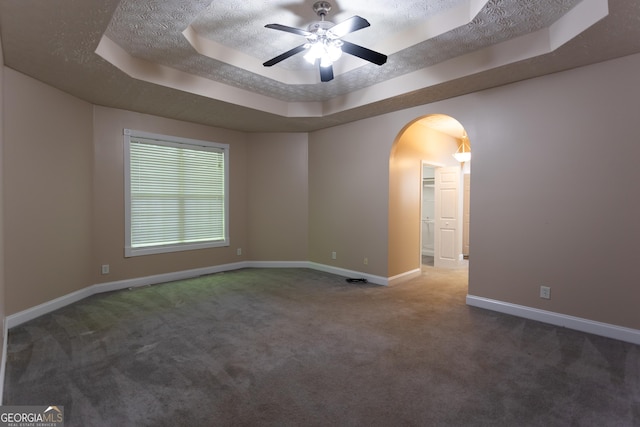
263,44,308,67
328,16,370,38
265,23,311,37
319,64,334,82
340,40,387,66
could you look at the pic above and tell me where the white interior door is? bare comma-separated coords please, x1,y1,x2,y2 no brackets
434,166,462,268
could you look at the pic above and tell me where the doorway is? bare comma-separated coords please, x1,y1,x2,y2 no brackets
421,164,436,266
421,163,468,270
388,113,470,280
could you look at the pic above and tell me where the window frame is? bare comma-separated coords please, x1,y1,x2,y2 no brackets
123,128,230,257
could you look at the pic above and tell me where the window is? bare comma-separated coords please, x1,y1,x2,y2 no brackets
124,129,229,257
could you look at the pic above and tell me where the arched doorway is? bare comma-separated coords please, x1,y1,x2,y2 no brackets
388,114,471,281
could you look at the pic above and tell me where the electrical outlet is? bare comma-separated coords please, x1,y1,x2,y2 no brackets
540,285,551,299
364,257,368,265
237,248,242,256
101,264,110,275
331,251,337,260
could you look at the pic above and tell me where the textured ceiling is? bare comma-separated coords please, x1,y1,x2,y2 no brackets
1,0,640,132
105,0,581,102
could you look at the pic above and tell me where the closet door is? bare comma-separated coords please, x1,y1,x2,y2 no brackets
434,166,462,268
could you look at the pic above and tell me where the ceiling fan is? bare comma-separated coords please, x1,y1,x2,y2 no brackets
263,1,387,82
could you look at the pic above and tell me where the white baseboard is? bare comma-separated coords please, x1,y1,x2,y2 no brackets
0,318,7,404
90,261,251,295
5,261,387,329
388,268,422,286
5,287,95,329
249,261,387,286
5,261,249,329
247,261,310,269
466,295,640,346
308,262,388,286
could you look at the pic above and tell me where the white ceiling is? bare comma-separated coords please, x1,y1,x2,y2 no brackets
1,0,639,132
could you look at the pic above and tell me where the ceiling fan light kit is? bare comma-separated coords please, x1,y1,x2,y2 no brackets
263,1,387,82
453,132,472,163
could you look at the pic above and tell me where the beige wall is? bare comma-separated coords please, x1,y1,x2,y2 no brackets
2,50,639,333
308,53,640,329
307,97,480,280
0,40,5,350
388,121,459,276
308,119,392,277
92,106,249,284
246,132,308,261
2,71,251,314
3,68,93,315
467,53,640,329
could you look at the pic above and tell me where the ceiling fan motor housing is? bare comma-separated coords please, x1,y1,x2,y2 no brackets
313,1,332,17
307,20,336,35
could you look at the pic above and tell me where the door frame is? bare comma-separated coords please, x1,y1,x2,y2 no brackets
420,161,445,266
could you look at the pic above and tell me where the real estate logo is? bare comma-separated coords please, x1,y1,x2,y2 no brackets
0,405,64,427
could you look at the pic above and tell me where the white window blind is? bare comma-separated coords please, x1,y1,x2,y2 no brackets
124,129,229,257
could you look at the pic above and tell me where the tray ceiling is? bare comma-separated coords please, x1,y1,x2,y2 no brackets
1,0,640,132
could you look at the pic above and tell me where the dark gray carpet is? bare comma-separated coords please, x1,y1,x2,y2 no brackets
3,267,640,426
